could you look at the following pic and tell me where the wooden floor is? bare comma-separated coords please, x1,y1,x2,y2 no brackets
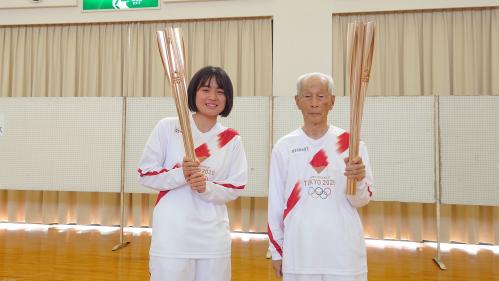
0,225,498,281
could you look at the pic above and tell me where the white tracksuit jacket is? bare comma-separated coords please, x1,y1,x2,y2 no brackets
138,115,248,258
268,126,374,276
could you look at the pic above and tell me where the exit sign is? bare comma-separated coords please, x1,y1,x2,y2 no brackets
82,0,159,11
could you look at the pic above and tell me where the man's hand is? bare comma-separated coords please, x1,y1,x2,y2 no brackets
344,156,365,182
182,157,200,179
187,171,207,193
271,260,283,278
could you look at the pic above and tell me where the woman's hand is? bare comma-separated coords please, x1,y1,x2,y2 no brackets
186,171,207,193
182,157,200,179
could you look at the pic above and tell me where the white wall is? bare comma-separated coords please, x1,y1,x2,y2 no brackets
1,0,498,97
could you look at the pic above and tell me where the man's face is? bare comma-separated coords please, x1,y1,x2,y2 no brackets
295,76,335,125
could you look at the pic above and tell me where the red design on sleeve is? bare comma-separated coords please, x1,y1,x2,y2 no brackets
213,182,245,189
267,224,283,257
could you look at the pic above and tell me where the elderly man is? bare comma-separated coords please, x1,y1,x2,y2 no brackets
267,72,374,281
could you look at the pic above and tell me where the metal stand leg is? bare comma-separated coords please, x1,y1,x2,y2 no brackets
432,199,446,270
113,97,131,251
433,96,445,270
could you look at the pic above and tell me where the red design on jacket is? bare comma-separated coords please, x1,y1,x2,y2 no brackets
217,128,239,148
283,181,301,220
337,132,350,153
195,143,211,162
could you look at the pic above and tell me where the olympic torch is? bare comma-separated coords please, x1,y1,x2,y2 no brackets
346,21,376,195
156,27,196,160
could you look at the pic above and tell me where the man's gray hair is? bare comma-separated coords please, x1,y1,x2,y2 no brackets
296,72,334,96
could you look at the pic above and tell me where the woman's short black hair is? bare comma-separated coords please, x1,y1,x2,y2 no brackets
187,66,234,117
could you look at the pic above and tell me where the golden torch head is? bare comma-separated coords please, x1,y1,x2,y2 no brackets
156,27,187,84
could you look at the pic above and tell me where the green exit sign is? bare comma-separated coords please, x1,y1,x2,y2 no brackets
82,0,159,11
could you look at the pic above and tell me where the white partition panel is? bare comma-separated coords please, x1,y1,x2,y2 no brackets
273,96,435,203
125,97,271,197
125,97,177,194
219,97,271,197
440,96,499,206
0,97,122,192
362,97,435,203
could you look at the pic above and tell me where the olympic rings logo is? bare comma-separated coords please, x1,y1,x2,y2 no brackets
307,186,332,199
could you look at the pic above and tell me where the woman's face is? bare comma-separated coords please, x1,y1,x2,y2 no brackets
195,77,226,118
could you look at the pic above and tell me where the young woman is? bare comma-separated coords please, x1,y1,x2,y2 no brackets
138,66,248,281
